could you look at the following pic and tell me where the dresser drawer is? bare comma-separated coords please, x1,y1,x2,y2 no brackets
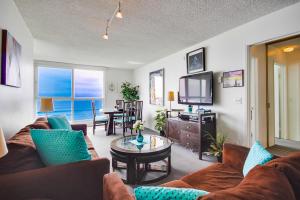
180,122,199,134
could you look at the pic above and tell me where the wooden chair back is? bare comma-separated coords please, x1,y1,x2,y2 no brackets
116,100,125,111
135,100,143,121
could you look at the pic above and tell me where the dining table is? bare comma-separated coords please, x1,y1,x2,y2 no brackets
103,109,123,136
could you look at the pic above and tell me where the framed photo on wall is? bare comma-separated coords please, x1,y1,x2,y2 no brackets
1,29,22,88
149,68,164,106
223,70,244,88
186,47,205,74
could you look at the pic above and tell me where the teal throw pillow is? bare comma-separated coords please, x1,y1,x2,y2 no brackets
134,186,209,200
243,141,273,176
47,115,72,130
31,129,91,166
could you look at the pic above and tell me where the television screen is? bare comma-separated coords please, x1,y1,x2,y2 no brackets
178,71,213,105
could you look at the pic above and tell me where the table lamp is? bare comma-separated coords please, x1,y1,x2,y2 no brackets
0,128,8,158
40,98,54,117
168,91,175,113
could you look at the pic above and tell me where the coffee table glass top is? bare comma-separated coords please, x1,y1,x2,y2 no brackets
111,135,172,154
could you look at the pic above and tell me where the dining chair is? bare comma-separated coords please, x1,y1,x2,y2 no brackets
114,100,124,118
134,100,143,121
113,101,135,136
91,100,108,135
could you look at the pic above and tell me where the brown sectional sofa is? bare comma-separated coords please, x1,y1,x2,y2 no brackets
104,143,300,200
0,118,110,200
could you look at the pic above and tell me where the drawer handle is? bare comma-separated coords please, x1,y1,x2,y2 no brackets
187,134,190,137
186,126,190,129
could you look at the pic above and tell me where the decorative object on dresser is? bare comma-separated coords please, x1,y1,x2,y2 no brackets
1,29,22,88
39,98,53,116
166,113,216,160
149,68,164,106
186,47,205,74
0,128,8,158
223,70,244,88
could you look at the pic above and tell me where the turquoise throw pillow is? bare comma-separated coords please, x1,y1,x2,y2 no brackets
31,129,91,166
243,141,273,176
134,186,209,200
47,116,72,130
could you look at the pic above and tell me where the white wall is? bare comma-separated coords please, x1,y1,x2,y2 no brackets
133,2,300,147
105,68,133,109
0,0,34,139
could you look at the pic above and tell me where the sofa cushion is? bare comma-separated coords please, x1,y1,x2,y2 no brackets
161,180,194,188
266,152,300,200
180,163,243,192
202,165,296,200
134,186,209,200
243,141,272,176
47,116,72,130
31,129,91,166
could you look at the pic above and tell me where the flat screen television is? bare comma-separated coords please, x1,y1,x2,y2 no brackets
178,71,213,105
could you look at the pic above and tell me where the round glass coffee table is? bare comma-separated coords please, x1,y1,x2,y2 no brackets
110,134,172,184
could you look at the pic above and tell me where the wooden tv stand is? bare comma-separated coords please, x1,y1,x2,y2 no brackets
166,113,216,160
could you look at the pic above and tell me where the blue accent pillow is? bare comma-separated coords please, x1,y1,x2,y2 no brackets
31,129,91,166
243,141,273,176
134,186,209,200
47,116,72,130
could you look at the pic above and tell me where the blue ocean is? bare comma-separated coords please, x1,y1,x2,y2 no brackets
37,67,104,121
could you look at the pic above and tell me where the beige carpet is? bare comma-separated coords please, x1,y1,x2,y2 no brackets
88,126,213,185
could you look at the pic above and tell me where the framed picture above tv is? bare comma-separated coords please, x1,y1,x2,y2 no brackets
186,47,205,74
149,68,164,106
1,29,22,88
223,70,244,88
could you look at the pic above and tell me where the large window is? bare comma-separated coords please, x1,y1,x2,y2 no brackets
36,66,104,121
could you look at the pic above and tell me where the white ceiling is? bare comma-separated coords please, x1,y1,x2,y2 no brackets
14,0,300,69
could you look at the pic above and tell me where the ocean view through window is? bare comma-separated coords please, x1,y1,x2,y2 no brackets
36,66,104,121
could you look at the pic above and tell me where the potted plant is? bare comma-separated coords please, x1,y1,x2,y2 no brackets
120,82,139,101
154,109,167,136
207,133,227,163
133,120,144,143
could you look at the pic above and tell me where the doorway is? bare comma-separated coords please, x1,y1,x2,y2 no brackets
249,35,300,150
267,37,300,149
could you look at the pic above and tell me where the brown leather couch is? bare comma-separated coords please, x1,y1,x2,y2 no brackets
103,143,300,200
0,118,110,200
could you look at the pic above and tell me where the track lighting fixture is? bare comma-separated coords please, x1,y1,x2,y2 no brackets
102,1,123,40
116,1,123,19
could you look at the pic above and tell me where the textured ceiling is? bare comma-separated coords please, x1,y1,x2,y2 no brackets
14,0,300,69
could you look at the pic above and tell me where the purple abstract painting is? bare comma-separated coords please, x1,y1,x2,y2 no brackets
1,30,22,87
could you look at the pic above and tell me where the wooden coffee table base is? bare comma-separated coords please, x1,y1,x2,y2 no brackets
110,148,171,185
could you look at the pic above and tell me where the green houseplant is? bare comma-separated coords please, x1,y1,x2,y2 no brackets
154,109,167,136
120,82,139,101
207,133,227,162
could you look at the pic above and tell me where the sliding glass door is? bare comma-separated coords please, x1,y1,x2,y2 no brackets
36,65,104,121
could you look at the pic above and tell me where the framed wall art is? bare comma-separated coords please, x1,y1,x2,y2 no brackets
1,29,22,87
186,47,205,74
223,70,244,88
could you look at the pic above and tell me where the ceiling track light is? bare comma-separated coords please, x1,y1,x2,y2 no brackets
102,20,109,40
102,1,123,40
116,1,123,19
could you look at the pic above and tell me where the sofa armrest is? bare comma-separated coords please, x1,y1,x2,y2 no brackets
0,158,110,200
222,143,249,170
72,123,87,135
103,172,135,200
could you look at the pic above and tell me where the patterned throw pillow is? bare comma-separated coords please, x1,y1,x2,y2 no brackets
31,129,91,166
243,141,273,176
134,186,209,200
47,115,72,130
